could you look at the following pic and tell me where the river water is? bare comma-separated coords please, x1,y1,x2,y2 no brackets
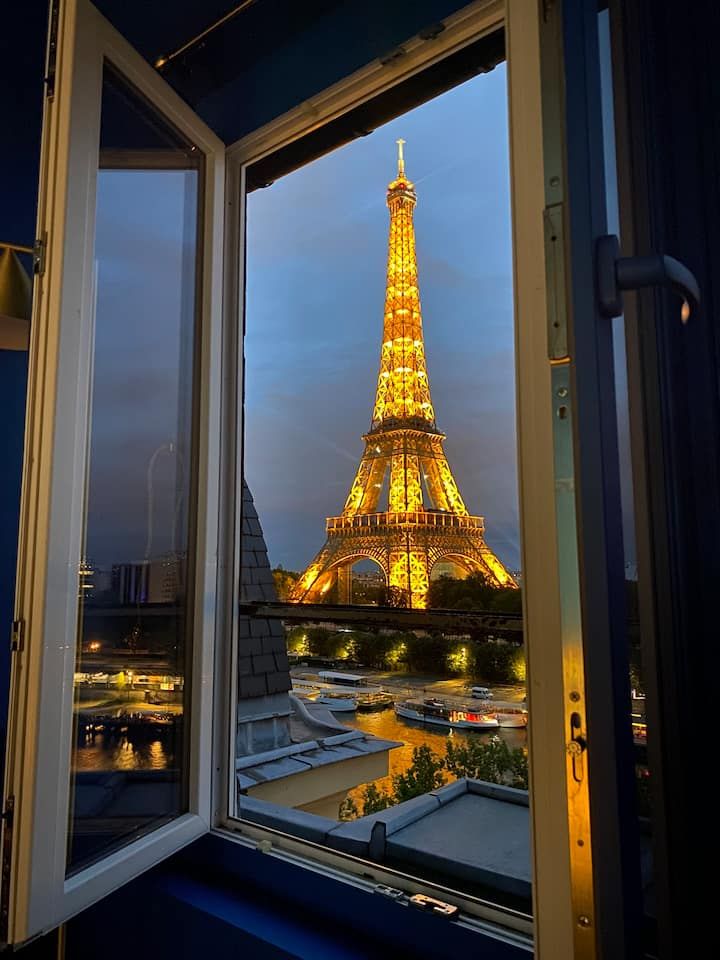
72,689,528,810
343,707,527,806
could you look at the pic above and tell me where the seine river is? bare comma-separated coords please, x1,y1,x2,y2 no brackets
72,690,528,811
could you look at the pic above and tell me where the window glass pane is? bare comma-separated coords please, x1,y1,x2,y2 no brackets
238,61,530,918
68,66,202,874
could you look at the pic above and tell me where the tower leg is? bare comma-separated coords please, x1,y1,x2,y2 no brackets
336,565,352,605
388,544,430,608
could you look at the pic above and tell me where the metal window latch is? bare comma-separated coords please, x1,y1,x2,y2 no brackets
408,894,459,919
596,234,700,323
567,711,587,783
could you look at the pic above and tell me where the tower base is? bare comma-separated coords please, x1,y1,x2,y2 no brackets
291,511,516,609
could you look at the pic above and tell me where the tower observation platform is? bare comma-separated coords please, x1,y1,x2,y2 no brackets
291,141,516,608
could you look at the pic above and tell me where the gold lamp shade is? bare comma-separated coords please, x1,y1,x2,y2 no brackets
0,245,32,349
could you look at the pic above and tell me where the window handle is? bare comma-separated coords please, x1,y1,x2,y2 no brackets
596,234,700,324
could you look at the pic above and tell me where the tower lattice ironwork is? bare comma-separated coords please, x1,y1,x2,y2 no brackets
292,141,516,608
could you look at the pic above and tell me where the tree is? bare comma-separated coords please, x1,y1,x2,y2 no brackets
489,588,523,614
338,795,360,821
339,737,530,821
411,632,452,673
427,572,522,616
471,639,525,683
391,745,446,802
347,746,445,816
347,631,394,669
271,566,300,600
359,783,393,815
427,572,495,610
286,626,308,654
445,735,528,790
304,626,346,659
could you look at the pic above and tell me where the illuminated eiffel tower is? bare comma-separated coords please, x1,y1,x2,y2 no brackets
292,141,516,608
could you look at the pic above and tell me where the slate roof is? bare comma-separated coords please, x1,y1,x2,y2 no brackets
238,481,292,700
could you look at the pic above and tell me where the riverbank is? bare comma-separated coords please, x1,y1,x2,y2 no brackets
290,664,526,707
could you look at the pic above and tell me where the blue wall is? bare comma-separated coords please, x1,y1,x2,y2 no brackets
0,0,47,785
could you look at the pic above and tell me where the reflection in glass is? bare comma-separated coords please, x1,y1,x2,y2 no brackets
238,68,529,917
67,66,202,873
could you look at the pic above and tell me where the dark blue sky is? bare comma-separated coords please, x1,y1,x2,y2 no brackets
86,168,197,568
82,24,636,581
244,66,521,572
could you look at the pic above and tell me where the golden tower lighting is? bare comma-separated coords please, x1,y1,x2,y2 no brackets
292,142,516,608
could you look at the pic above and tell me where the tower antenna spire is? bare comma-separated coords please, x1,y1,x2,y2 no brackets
396,138,406,177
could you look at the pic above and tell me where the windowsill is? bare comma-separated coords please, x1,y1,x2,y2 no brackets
239,777,532,912
155,829,533,959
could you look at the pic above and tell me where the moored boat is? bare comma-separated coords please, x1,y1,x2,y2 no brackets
395,698,498,730
291,683,357,712
314,692,357,712
493,708,528,728
355,692,394,712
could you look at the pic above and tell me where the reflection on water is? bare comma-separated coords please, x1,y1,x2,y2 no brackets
74,733,176,771
72,703,527,808
344,709,527,801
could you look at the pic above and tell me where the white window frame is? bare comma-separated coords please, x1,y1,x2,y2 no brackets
215,2,586,958
2,0,225,943
1,0,606,955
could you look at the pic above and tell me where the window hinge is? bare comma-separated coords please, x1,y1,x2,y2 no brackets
1,795,15,943
542,0,556,23
10,620,24,654
0,796,13,826
44,0,60,100
33,236,46,277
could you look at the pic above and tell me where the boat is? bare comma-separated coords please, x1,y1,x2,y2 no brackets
291,680,357,712
355,692,393,712
314,692,357,712
395,698,499,730
493,708,528,728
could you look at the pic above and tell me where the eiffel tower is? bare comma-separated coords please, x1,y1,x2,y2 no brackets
292,141,516,609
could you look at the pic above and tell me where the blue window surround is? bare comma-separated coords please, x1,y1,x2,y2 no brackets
4,2,718,956
60,832,529,959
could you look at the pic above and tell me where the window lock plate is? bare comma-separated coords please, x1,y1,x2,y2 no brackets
408,893,460,919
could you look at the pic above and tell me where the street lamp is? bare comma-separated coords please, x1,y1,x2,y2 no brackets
0,242,32,350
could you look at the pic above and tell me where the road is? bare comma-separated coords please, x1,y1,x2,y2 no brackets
290,666,526,708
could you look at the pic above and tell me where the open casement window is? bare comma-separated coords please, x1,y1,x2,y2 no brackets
2,0,660,956
225,3,647,959
1,0,223,944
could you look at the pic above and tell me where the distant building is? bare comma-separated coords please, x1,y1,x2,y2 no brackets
112,554,186,605
78,557,95,600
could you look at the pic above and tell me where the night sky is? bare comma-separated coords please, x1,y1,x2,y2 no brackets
83,27,635,581
85,168,197,569
244,65,521,573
